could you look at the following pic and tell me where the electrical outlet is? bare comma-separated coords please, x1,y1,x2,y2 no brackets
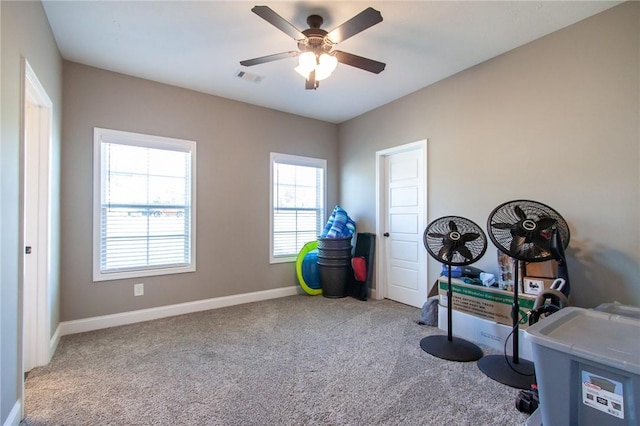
134,283,144,296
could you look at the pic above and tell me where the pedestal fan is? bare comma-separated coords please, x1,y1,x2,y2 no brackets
421,216,488,362
478,200,570,389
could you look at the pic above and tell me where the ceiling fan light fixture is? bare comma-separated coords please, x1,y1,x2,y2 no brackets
315,53,338,81
294,65,310,79
295,52,338,81
295,51,316,78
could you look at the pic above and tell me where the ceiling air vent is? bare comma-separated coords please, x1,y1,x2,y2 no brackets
235,70,262,83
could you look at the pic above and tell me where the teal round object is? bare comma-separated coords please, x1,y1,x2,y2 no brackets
296,241,322,295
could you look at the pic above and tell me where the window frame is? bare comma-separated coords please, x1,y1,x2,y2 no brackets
270,152,327,264
92,127,197,282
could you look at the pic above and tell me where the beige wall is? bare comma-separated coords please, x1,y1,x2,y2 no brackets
61,62,338,321
1,1,62,423
338,2,640,308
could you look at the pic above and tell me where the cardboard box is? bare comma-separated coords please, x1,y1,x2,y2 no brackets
437,276,537,329
523,276,556,295
496,250,526,292
438,305,534,361
525,260,558,278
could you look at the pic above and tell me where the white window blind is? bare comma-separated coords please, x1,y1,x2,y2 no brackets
270,153,326,263
93,128,196,281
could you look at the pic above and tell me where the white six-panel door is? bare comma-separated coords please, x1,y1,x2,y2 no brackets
377,141,427,308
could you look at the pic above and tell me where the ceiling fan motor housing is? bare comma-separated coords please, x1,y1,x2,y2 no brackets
299,29,333,55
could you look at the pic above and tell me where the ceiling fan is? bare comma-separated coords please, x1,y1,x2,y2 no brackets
240,6,386,90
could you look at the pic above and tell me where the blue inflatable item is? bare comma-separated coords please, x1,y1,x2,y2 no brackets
441,264,463,278
302,250,321,289
296,241,322,295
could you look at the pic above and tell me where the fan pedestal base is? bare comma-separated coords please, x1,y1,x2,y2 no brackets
420,335,483,362
477,354,535,389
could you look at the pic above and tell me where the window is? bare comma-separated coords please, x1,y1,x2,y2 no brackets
93,128,196,281
270,153,326,263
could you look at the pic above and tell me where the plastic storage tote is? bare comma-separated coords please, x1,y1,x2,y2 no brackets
525,307,640,426
594,303,640,320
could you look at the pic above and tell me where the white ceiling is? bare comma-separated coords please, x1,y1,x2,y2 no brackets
42,1,621,123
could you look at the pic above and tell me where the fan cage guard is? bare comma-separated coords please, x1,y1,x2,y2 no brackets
423,216,488,266
487,200,570,263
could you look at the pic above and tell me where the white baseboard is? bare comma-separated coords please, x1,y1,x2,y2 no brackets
3,400,21,426
59,286,299,336
49,323,61,361
370,288,380,300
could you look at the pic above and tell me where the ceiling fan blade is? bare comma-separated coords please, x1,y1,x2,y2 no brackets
333,51,386,74
326,7,383,44
251,6,305,40
305,70,317,90
240,51,299,67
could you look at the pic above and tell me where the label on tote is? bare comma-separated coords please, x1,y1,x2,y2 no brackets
582,370,624,419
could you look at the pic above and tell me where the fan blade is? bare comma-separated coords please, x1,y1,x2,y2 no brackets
510,235,526,255
457,245,473,261
305,70,317,90
514,205,527,220
531,233,552,252
251,6,305,40
438,246,449,260
437,239,454,260
428,232,446,239
333,51,386,74
536,217,557,231
438,245,451,261
492,222,514,230
240,51,299,67
448,220,458,232
460,232,480,243
326,7,383,44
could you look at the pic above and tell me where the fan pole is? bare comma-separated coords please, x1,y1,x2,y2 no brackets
511,259,521,364
477,258,535,389
419,263,483,362
446,264,453,342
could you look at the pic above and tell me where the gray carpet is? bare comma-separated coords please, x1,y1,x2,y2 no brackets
23,295,529,425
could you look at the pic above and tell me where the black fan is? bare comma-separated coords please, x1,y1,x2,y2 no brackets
421,216,488,362
478,200,570,389
240,6,385,90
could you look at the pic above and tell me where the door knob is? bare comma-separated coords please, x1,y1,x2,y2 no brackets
383,232,390,237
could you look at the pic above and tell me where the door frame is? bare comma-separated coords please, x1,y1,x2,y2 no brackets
20,57,53,374
375,139,428,301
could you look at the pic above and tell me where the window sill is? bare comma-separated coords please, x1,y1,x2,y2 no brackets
93,264,196,282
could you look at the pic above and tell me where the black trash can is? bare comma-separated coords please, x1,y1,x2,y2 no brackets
317,236,352,298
